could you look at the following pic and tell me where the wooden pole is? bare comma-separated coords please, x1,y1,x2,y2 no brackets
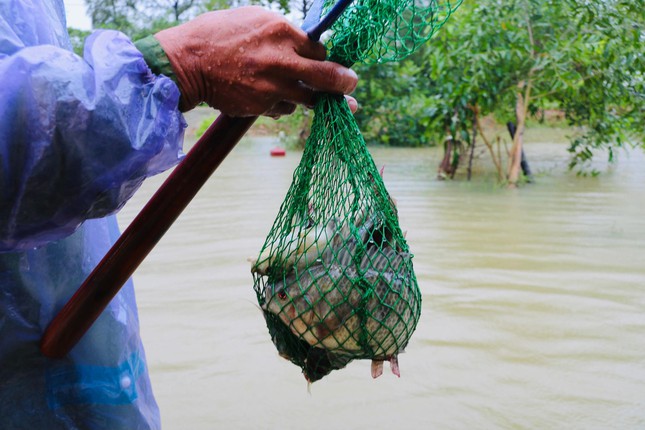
40,114,256,358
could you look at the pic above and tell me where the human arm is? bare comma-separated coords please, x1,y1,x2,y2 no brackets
0,26,185,251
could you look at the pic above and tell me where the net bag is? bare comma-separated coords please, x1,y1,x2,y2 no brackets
251,0,462,382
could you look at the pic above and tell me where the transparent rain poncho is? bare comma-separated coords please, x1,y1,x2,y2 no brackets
0,0,185,428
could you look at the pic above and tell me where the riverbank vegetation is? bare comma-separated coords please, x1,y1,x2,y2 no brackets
75,0,643,183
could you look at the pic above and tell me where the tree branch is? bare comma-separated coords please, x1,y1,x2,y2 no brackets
472,105,503,181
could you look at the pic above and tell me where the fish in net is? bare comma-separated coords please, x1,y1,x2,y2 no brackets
251,0,462,382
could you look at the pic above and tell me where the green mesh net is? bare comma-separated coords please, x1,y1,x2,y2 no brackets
251,0,462,382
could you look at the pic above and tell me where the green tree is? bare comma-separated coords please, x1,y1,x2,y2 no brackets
85,0,137,33
354,0,644,183
353,58,431,147
83,0,312,39
432,0,644,183
68,28,92,56
561,0,644,170
84,0,210,38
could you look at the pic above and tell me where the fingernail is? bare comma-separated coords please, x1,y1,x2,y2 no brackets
344,68,358,92
346,97,358,113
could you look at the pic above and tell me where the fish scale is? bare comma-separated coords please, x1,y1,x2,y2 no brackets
263,215,415,358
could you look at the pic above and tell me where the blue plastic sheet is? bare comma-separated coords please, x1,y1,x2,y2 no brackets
0,0,186,428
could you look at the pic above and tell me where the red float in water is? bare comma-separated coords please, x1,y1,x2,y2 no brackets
270,147,286,157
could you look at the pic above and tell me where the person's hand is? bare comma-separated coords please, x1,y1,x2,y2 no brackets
155,6,358,116
345,96,358,114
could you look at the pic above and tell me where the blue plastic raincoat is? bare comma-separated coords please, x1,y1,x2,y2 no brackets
0,0,186,428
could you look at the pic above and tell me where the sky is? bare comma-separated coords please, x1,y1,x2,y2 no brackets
63,0,92,30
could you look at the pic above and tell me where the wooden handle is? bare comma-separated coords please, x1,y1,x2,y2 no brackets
40,114,257,358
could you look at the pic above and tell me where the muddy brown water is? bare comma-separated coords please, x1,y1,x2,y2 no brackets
119,117,645,429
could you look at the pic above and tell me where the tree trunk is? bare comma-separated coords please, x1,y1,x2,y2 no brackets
437,137,454,180
508,84,529,187
474,112,503,182
467,115,477,181
507,122,534,182
449,140,462,179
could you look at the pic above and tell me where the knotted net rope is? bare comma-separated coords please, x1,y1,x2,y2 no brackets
251,0,462,382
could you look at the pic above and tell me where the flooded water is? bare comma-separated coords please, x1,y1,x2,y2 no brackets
119,123,645,429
